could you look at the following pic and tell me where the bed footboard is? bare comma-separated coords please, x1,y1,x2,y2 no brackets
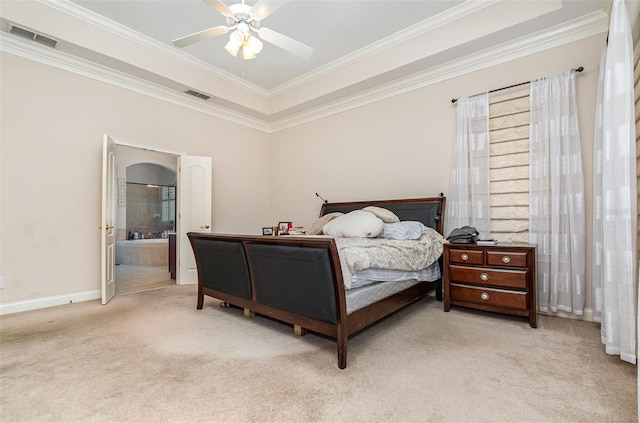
189,233,351,367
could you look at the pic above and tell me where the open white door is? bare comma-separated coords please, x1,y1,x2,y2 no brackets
178,155,212,285
101,135,116,304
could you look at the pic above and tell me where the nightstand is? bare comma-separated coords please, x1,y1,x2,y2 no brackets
443,243,537,328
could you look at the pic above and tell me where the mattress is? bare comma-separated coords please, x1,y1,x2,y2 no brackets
345,260,441,314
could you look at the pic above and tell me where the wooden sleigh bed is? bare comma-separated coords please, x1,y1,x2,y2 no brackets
188,194,446,369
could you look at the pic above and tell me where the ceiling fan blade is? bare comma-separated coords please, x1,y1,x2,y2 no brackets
258,27,312,59
251,0,291,21
202,0,233,17
173,26,230,48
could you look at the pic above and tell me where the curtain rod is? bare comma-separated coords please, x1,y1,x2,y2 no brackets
450,66,584,104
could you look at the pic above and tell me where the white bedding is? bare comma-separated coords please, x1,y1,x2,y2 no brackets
350,266,441,290
334,227,444,290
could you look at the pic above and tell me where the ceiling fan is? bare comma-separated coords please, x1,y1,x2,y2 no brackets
173,0,313,60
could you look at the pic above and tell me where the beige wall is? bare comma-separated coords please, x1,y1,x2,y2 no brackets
0,53,271,304
0,31,610,314
270,34,606,315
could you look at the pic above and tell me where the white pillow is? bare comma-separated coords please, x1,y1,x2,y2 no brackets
308,212,343,235
322,210,384,238
379,221,425,240
362,206,400,223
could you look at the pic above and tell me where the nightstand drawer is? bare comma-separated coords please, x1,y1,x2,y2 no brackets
450,284,527,311
448,249,484,265
486,251,528,268
448,265,528,290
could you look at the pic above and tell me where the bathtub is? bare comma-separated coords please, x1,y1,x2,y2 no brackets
116,238,169,267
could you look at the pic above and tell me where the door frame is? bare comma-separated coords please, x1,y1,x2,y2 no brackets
105,136,186,286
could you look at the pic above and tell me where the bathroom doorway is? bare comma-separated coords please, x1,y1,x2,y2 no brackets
114,146,178,295
102,135,212,302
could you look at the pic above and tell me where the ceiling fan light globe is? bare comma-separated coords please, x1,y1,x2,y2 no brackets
229,30,244,43
242,46,256,60
225,40,241,57
225,30,244,56
247,35,263,54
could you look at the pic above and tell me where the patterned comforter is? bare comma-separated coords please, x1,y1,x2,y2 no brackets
334,227,444,289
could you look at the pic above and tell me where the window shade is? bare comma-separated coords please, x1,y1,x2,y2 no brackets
489,93,530,243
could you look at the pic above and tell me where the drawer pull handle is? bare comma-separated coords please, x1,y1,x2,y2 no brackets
502,256,511,264
480,292,490,301
461,254,468,261
480,273,489,281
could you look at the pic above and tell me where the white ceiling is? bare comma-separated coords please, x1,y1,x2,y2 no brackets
74,0,472,90
0,0,612,130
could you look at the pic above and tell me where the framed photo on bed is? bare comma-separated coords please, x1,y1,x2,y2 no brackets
278,221,292,234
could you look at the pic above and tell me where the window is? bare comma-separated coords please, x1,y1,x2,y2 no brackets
161,186,176,224
488,89,530,243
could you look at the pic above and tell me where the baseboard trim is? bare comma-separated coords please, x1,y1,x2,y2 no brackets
0,290,101,316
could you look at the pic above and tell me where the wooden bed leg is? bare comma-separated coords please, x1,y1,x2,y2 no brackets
337,326,347,369
244,308,255,317
436,282,443,301
293,325,307,336
197,289,204,310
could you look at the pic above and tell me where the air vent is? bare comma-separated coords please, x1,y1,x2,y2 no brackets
9,24,58,48
185,89,211,100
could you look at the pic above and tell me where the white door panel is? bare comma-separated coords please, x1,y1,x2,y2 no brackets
178,155,212,285
101,135,116,304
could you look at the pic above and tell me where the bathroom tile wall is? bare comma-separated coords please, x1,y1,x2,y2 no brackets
126,183,174,237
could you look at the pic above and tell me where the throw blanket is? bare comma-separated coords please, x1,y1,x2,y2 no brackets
334,227,444,290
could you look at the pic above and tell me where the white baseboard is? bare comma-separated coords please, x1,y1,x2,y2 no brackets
0,290,101,316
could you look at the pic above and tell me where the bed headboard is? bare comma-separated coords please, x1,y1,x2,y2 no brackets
320,193,446,235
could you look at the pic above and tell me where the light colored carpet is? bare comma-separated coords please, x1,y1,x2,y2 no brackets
0,285,636,422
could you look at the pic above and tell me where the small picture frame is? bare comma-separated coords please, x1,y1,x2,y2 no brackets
117,188,126,198
262,227,274,236
118,198,126,207
117,177,125,187
278,221,292,234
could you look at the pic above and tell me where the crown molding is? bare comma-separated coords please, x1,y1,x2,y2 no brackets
37,0,269,97
1,9,608,134
32,0,596,105
269,11,609,132
38,0,501,101
0,34,271,132
268,0,500,97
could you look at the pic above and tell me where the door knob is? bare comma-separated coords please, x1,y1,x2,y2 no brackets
201,224,210,229
99,225,114,230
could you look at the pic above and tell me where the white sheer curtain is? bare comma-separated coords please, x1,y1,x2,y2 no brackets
445,93,490,238
529,71,586,315
592,0,637,364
